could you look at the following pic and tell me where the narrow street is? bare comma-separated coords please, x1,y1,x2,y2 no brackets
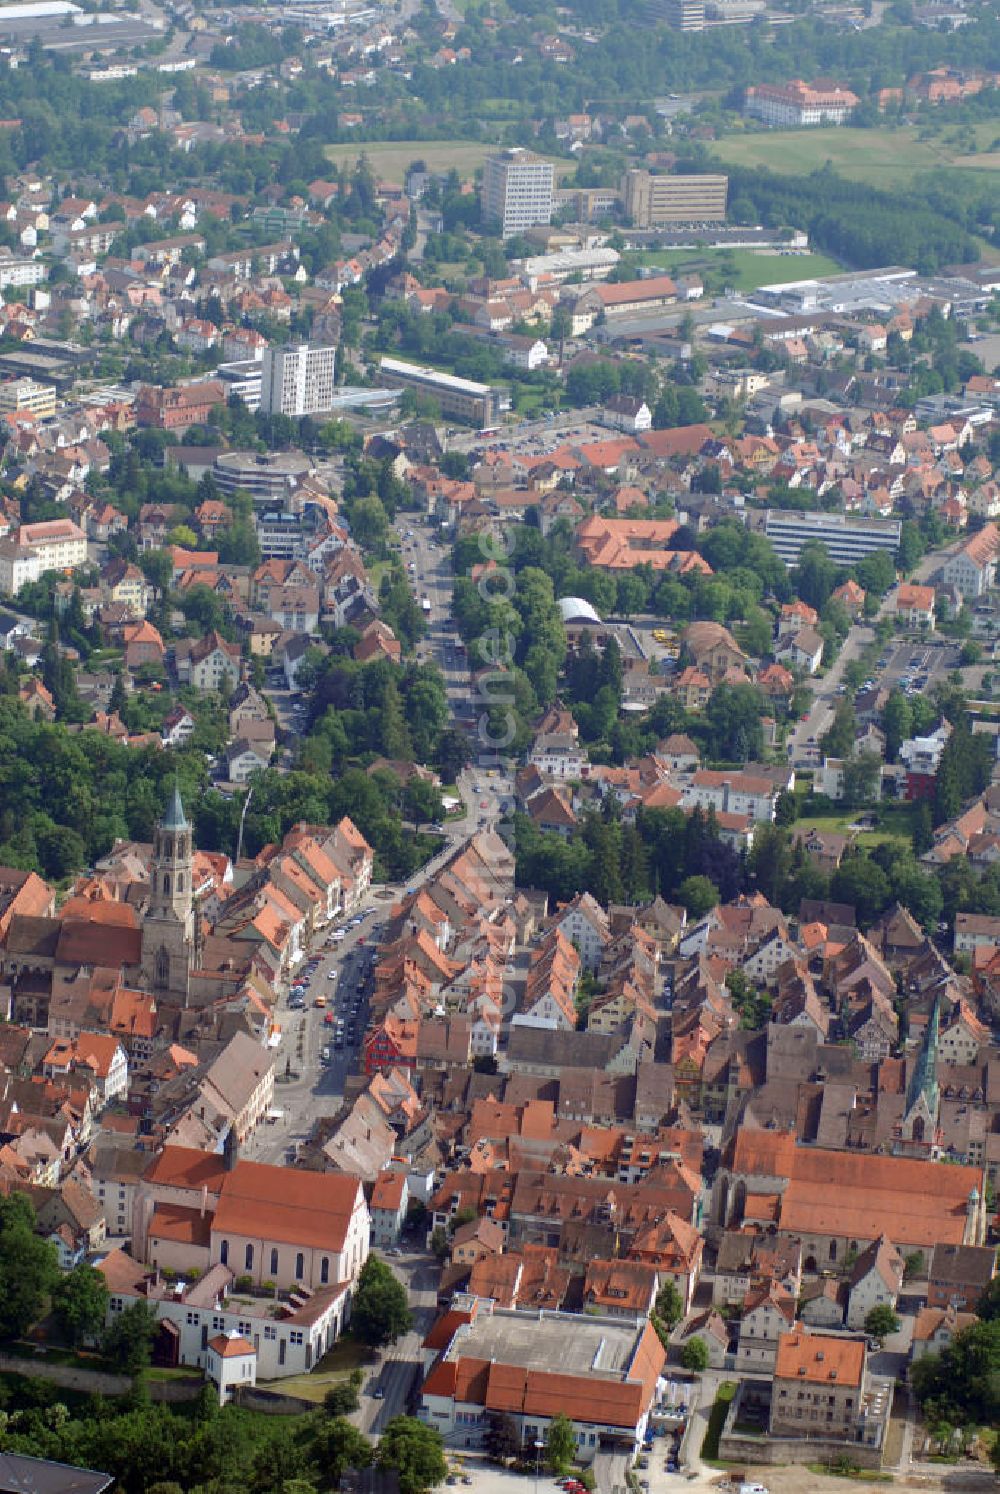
784,536,957,768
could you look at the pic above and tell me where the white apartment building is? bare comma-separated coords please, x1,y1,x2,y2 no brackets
0,518,88,595
0,539,41,597
481,148,554,238
260,342,337,417
20,517,88,569
0,378,57,417
681,770,778,822
0,254,47,290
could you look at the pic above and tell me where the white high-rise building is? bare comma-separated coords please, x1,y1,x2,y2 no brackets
260,342,337,417
481,148,554,238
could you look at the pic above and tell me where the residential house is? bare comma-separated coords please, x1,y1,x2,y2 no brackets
845,1235,904,1330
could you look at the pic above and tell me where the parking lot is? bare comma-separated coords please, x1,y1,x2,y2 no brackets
875,636,962,696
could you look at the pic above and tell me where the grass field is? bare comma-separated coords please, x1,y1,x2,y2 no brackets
636,246,844,292
325,140,491,182
324,140,569,185
712,123,1000,187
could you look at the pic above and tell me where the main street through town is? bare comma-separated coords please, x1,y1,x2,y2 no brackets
241,505,503,1430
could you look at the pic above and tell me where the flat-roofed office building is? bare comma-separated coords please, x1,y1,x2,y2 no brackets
764,509,902,566
623,170,728,226
379,356,500,427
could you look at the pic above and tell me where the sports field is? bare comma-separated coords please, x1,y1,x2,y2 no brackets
636,246,844,292
711,123,1000,186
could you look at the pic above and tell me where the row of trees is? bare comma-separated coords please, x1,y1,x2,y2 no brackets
514,799,950,935
1,1386,447,1494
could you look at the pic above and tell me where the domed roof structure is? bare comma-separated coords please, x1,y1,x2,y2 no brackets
558,595,601,624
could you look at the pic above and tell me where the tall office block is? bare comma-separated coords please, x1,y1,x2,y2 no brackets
623,169,728,226
481,148,554,239
260,342,337,418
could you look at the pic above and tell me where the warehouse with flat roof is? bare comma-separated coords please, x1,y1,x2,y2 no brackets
378,357,500,427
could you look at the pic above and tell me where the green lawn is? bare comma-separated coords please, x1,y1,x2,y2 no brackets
324,140,569,186
711,122,1000,190
635,246,843,292
368,559,393,593
701,1381,736,1463
261,1336,376,1403
790,799,916,851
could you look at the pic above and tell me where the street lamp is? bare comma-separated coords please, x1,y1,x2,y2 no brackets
534,1438,545,1494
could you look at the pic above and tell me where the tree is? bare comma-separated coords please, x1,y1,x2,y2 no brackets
680,1337,710,1372
0,1194,57,1340
976,1274,1000,1322
350,495,389,549
911,1319,1000,1426
484,1412,520,1464
830,855,891,928
842,752,881,808
377,1417,448,1494
403,777,443,828
704,683,765,763
794,542,838,611
677,875,720,919
544,1413,577,1475
53,1262,109,1347
820,698,858,759
654,1280,684,1329
324,1372,363,1416
351,1256,412,1347
313,1417,373,1482
101,1300,159,1375
864,1304,900,1341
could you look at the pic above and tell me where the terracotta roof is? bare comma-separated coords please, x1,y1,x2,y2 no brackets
212,1159,362,1252
148,1202,213,1247
774,1326,864,1388
143,1146,229,1195
208,1332,255,1358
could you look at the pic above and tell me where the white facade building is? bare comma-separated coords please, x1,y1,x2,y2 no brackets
481,148,554,238
260,342,338,417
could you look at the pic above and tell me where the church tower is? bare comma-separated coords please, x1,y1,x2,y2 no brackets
900,993,940,1147
142,783,195,1002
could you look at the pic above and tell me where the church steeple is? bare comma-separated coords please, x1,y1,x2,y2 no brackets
149,782,193,923
142,783,195,1001
163,779,189,833
902,992,940,1144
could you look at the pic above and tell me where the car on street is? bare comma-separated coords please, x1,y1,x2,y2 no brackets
313,995,327,1008
324,1012,335,1025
